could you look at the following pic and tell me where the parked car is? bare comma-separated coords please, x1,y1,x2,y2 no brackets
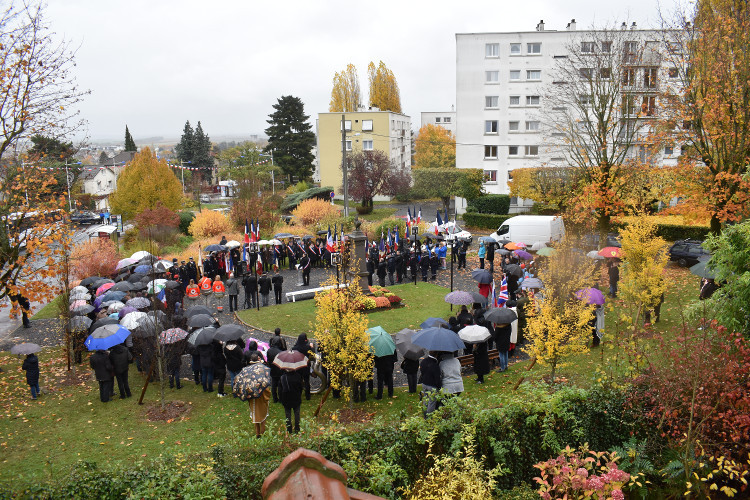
70,211,101,225
436,221,472,243
199,194,212,203
669,239,709,267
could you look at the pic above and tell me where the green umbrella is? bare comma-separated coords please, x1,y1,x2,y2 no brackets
536,247,556,257
689,259,715,280
367,326,396,357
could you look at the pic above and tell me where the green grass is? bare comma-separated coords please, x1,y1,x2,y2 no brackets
356,207,397,222
194,203,229,211
236,282,454,335
31,295,63,320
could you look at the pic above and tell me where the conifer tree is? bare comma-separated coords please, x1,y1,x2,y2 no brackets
264,96,316,182
192,121,213,170
175,120,194,164
124,125,137,152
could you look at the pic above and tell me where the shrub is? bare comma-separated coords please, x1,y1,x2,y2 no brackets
468,194,511,215
462,213,513,230
387,295,402,304
71,239,119,280
373,296,391,308
177,211,195,235
135,203,180,245
292,198,340,226
230,195,281,239
371,219,407,242
280,186,334,211
356,204,373,215
188,210,234,239
611,221,710,241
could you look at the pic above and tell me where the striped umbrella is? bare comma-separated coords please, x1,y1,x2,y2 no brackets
272,350,308,371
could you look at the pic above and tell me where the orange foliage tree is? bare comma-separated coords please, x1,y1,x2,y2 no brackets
71,239,120,280
329,63,361,113
414,124,456,170
291,198,340,226
188,210,234,240
368,61,401,113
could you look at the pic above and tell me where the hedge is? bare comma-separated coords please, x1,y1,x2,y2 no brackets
177,211,195,235
612,222,710,242
467,194,511,215
462,213,513,230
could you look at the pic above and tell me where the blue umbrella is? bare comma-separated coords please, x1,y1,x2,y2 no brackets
85,324,131,351
420,317,449,329
412,327,465,352
134,265,151,274
101,290,126,303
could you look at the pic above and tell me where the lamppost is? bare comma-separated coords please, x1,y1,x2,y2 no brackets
412,226,419,287
20,161,30,205
64,159,81,212
331,252,341,288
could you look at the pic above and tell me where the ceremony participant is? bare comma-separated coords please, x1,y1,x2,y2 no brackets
300,253,311,287
437,241,447,269
279,366,303,434
374,351,397,400
419,351,441,417
478,240,486,269
109,343,133,398
243,272,258,309
292,334,313,400
259,273,272,307
247,352,270,437
225,272,239,313
90,349,114,403
401,356,419,393
21,352,40,400
266,336,284,403
272,269,284,304
224,339,245,393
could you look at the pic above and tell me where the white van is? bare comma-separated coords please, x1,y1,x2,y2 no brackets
492,215,565,245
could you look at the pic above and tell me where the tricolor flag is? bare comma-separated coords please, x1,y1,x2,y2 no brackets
333,224,338,243
379,233,385,253
393,227,399,250
436,210,443,227
491,280,497,308
256,250,263,275
244,219,251,261
326,225,335,252
387,228,392,248
249,219,256,243
406,207,411,226
254,218,260,241
416,207,422,224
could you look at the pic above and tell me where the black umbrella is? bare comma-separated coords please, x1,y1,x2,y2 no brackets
204,244,226,252
89,317,119,333
91,278,114,290
188,314,216,328
10,343,41,355
146,310,168,327
186,305,212,318
71,304,94,316
70,316,93,332
497,248,511,256
165,280,181,289
214,324,245,342
467,291,488,306
110,282,133,292
188,327,217,346
471,269,493,284
130,282,147,292
316,230,329,236
80,276,103,287
127,273,147,283
140,275,153,284
505,264,523,278
483,308,517,324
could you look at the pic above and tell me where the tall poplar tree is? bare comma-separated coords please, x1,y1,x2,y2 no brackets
124,125,136,151
368,60,402,113
329,63,361,112
264,95,316,182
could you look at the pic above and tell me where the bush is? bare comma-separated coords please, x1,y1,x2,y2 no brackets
177,211,195,235
372,218,407,241
188,210,234,239
356,204,373,215
280,186,334,212
292,198,340,226
467,194,511,215
71,239,120,280
611,221,709,241
462,213,513,230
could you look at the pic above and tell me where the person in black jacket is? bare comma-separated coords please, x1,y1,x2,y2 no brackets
457,305,474,328
429,252,439,280
187,343,201,385
400,356,419,393
266,336,284,403
486,241,495,273
377,258,387,287
419,352,441,417
259,274,272,307
22,353,40,400
292,334,313,400
90,350,114,402
243,273,258,309
197,342,214,392
386,252,396,285
212,340,227,397
374,352,397,399
419,251,430,282
300,255,311,286
223,339,245,394
473,341,490,383
608,261,620,298
272,271,284,304
279,368,303,433
494,323,512,372
109,343,133,398
166,341,183,390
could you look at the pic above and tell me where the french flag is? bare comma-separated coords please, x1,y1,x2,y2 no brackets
254,218,260,241
243,219,251,260
416,207,422,225
249,220,256,243
326,225,335,252
393,227,399,250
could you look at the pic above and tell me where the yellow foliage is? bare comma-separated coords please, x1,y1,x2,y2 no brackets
525,237,596,380
414,124,455,169
329,63,361,112
312,271,373,401
188,210,234,240
367,61,401,113
291,198,340,226
619,216,668,322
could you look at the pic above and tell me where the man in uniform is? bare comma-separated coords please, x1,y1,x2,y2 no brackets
272,269,284,304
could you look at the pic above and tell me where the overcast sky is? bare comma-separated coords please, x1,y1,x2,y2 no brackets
45,0,675,144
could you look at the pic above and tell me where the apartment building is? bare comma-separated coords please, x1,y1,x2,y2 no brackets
316,109,411,196
455,20,681,212
420,108,456,134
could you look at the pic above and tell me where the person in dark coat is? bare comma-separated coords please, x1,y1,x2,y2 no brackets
366,249,375,286
401,356,419,393
429,252,439,280
186,257,199,282
109,343,133,398
494,323,512,372
22,353,40,399
166,341,183,390
243,273,258,309
279,369,303,433
419,352,442,417
244,340,261,364
419,251,430,282
300,255,311,286
410,249,419,282
377,258,387,287
212,340,227,397
223,339,245,393
374,352,397,399
292,334,313,400
187,343,201,385
386,252,396,285
272,327,287,350
457,305,474,328
473,341,490,383
266,336,284,403
486,241,496,273
197,342,214,392
458,240,468,269
272,271,284,304
225,272,240,312
90,350,114,402
608,261,619,297
259,274,272,307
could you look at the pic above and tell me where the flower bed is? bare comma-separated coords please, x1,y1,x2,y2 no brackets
361,286,402,310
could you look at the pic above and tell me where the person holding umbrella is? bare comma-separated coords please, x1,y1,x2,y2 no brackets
21,351,40,400
266,336,284,403
232,352,272,437
90,350,114,403
374,350,397,400
292,334,313,400
279,364,303,434
109,343,133,398
401,356,419,393
495,323,512,372
419,352,442,417
197,340,214,393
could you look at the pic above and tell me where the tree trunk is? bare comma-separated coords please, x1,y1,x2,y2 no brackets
710,214,722,235
598,212,611,248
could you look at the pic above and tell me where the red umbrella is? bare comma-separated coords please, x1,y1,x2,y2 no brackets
96,282,115,296
598,247,622,258
272,350,309,371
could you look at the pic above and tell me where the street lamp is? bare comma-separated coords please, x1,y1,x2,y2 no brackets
331,252,341,287
64,159,81,212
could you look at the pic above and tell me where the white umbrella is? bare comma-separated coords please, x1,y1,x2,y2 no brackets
153,260,173,272
147,279,167,294
130,250,152,260
458,325,492,344
257,239,271,245
71,286,88,294
530,241,547,251
107,301,126,313
270,239,282,245
586,250,605,260
120,311,148,330
225,240,242,249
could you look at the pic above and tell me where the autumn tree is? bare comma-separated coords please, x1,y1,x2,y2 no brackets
0,2,87,164
218,141,277,195
660,0,750,234
525,237,597,381
411,168,484,217
508,166,579,212
27,134,77,198
109,147,183,219
124,125,136,152
347,150,411,211
329,63,361,112
414,124,456,169
368,60,401,113
264,95,316,182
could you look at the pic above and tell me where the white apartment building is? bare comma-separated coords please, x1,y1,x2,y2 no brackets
420,108,456,134
455,20,681,213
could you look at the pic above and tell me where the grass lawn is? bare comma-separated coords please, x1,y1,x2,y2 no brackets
31,295,63,320
236,282,455,335
356,207,397,222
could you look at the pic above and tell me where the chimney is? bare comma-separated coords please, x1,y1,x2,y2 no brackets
450,104,455,112
566,19,577,30
621,22,627,30
631,21,637,30
536,19,545,31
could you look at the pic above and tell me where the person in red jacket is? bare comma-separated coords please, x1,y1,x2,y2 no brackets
186,280,200,299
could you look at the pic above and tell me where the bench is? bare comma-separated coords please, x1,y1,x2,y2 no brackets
285,283,348,303
458,349,499,368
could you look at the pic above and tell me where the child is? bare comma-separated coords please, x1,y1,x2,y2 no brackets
22,353,40,400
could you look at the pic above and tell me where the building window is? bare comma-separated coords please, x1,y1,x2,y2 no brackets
484,145,498,159
485,43,499,57
581,41,596,53
484,170,497,183
642,96,656,116
508,146,519,156
622,68,635,86
525,145,539,157
363,140,373,151
435,117,441,123
485,120,498,133
509,95,520,106
579,68,593,80
443,117,451,123
622,96,636,115
624,41,638,63
525,121,540,131
665,145,674,156
508,121,519,131
580,94,592,106
343,140,352,151
601,41,612,53
510,70,521,80
600,67,612,79
644,67,658,88
526,95,540,106
527,42,541,54
668,67,679,79
341,120,352,131
527,70,541,80
485,96,499,108
510,43,521,55
486,70,499,82
362,120,373,131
